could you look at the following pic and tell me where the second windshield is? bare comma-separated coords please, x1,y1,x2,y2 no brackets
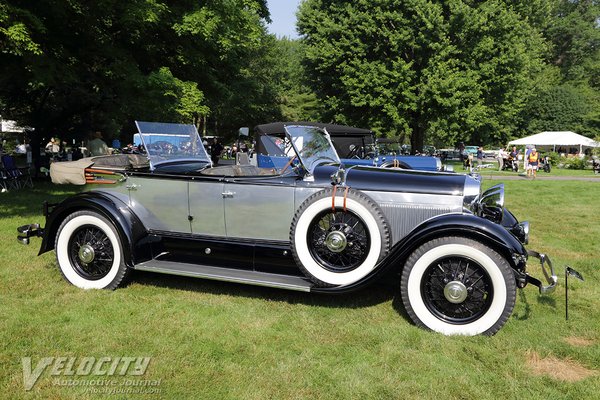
284,125,340,174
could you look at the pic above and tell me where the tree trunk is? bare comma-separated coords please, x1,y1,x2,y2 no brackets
409,116,425,154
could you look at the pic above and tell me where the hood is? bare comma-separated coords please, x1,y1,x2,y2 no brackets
312,165,478,197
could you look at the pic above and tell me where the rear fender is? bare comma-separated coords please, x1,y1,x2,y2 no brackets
39,192,149,267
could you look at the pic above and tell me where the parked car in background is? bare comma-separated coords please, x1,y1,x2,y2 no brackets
464,145,479,155
253,122,449,172
18,122,558,336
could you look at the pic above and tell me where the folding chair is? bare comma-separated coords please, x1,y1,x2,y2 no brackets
0,158,19,190
0,169,11,191
19,164,34,188
1,154,27,189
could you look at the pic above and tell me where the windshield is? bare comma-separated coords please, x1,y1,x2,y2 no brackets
134,121,211,170
284,125,340,174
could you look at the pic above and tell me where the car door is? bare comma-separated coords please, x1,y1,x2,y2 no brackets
126,176,191,233
222,178,295,241
188,179,226,236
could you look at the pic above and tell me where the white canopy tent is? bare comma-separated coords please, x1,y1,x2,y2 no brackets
508,131,600,154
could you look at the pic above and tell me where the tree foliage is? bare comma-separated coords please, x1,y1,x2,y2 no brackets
1,0,598,149
546,0,600,85
519,0,600,139
0,0,277,144
298,0,547,150
273,38,323,122
524,84,600,135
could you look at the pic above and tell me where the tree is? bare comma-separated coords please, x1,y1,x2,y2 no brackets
273,38,324,122
0,0,42,56
0,0,276,146
297,0,547,150
546,0,600,85
519,0,600,138
524,84,600,137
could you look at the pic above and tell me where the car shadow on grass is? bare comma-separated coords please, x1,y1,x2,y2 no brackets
513,289,532,321
128,270,414,323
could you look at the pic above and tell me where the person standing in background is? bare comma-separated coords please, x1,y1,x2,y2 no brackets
527,147,539,179
476,146,484,169
87,131,110,156
523,145,531,171
458,142,465,164
497,148,506,171
210,137,223,166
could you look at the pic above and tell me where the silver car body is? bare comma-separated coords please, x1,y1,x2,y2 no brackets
102,123,479,246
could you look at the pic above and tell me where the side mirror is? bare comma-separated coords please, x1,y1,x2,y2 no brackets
238,127,250,137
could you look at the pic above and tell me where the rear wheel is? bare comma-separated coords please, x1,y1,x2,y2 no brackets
401,237,516,335
290,188,390,287
55,210,129,289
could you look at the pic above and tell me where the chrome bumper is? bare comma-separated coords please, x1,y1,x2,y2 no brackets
17,223,44,245
526,250,558,294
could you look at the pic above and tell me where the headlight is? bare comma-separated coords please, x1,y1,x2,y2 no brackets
475,184,504,223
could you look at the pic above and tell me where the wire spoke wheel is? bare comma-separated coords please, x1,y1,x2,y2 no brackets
401,237,516,335
421,256,493,324
307,209,370,272
68,225,115,280
56,210,129,290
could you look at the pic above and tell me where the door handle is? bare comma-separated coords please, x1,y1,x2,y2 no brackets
221,191,235,198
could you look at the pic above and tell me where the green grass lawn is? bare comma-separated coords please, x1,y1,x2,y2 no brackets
1,180,599,399
446,159,600,177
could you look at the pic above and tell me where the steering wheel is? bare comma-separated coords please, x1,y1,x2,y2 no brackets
280,155,297,174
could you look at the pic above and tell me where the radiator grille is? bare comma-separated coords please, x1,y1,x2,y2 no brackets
379,203,460,244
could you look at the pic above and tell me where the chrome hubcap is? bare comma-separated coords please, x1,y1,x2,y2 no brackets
78,244,95,264
443,281,468,304
325,231,347,253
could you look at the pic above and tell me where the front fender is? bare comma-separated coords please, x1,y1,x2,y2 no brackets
313,212,527,294
385,212,527,269
39,191,149,267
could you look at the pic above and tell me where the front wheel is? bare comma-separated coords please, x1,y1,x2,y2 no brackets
400,237,516,336
55,210,129,289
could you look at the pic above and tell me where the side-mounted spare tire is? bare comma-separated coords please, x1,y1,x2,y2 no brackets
290,187,391,287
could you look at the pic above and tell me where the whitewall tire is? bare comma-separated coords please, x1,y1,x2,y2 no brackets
290,188,390,287
55,210,129,290
400,237,516,336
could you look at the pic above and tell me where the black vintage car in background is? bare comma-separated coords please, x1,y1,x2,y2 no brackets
253,121,446,172
18,122,558,335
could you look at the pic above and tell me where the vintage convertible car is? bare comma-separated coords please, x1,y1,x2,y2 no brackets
18,122,558,336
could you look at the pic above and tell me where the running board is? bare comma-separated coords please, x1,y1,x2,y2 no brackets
133,260,313,292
